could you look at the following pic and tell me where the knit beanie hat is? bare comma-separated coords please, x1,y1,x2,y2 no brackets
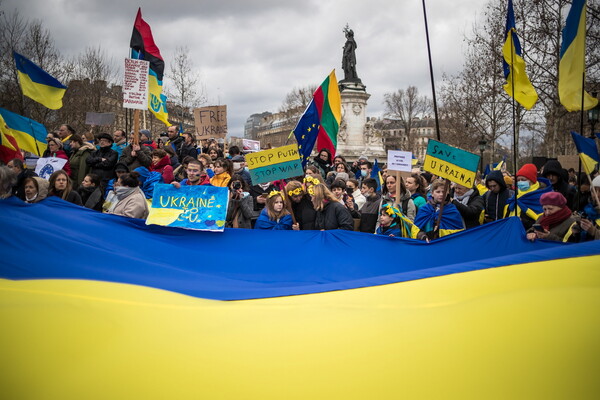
516,163,538,183
540,191,567,208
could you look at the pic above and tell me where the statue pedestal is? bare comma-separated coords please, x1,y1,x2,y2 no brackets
336,82,386,162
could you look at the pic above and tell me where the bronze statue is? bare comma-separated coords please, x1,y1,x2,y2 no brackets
341,25,361,83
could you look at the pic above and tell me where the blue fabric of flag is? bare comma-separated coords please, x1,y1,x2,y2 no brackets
293,100,320,166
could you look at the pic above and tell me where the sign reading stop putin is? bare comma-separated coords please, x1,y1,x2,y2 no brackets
246,144,304,185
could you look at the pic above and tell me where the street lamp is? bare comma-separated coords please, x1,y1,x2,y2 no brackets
478,137,487,173
588,91,599,139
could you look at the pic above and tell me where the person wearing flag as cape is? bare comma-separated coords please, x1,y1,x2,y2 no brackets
504,163,552,230
376,203,427,240
414,179,465,239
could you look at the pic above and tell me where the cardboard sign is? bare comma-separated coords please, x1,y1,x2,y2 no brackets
423,140,480,187
123,58,149,110
246,144,304,185
387,150,413,173
194,105,227,139
146,184,229,232
85,112,115,126
35,157,68,179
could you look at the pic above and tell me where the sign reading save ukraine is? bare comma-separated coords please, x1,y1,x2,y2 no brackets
246,144,304,185
146,184,229,232
423,140,480,187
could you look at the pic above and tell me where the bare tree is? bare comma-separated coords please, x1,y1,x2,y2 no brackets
166,46,206,123
383,86,431,153
278,84,317,127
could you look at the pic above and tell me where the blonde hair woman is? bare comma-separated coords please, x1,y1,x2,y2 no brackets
254,190,293,230
310,183,353,231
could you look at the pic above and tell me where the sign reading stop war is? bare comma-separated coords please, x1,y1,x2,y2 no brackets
423,140,480,187
123,58,149,110
194,105,227,139
246,144,304,185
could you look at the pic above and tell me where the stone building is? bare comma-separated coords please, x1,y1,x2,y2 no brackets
375,117,436,162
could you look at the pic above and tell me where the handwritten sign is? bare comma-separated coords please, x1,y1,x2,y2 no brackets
246,144,304,185
146,184,229,232
387,150,413,173
85,112,115,126
123,58,149,110
194,105,227,139
423,140,480,187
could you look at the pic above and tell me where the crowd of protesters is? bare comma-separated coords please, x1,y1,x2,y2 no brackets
1,125,599,242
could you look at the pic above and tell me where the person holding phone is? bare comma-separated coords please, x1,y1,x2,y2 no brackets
226,176,253,229
526,192,577,242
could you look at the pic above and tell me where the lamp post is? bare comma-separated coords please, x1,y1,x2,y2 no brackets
588,92,599,139
478,137,487,173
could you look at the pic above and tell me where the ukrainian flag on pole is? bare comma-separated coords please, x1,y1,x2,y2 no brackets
558,0,598,111
13,52,66,110
502,0,537,110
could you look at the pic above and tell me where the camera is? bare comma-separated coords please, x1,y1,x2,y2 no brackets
232,181,242,190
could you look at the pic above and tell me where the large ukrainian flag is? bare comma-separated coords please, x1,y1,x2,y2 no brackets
13,51,66,110
1,197,599,399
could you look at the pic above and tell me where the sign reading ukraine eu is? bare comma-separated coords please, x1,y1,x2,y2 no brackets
247,144,304,185
146,184,229,232
423,140,480,187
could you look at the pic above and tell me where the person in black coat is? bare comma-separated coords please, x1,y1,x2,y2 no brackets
285,180,317,230
450,183,485,229
482,171,514,222
7,158,37,200
178,132,198,161
78,173,104,211
311,183,353,231
86,133,118,192
542,159,576,210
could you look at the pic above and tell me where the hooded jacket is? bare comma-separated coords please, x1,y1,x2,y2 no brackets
149,155,174,184
542,160,576,209
483,170,513,222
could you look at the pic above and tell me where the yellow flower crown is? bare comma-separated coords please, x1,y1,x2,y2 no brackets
307,186,315,196
268,190,282,199
288,187,304,197
383,204,402,218
303,176,320,186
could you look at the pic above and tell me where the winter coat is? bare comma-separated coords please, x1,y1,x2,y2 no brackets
13,168,37,200
78,186,104,211
542,160,576,209
166,136,185,155
119,144,152,171
483,170,513,222
359,193,382,233
314,200,354,231
178,143,198,160
291,195,317,230
451,187,485,229
149,155,174,184
249,184,277,214
50,189,83,206
226,193,254,229
528,214,578,243
86,146,118,184
254,209,293,230
210,172,231,187
110,188,149,219
49,150,71,176
352,189,367,211
69,142,96,190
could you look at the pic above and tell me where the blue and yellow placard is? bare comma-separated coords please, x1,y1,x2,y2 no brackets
246,144,304,184
146,184,229,231
423,140,480,187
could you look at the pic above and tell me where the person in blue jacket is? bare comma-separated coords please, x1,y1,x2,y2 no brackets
254,190,293,230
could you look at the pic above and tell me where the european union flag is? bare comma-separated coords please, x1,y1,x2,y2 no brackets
293,100,320,166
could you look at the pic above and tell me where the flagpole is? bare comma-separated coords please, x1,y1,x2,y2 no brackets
421,0,441,141
510,30,518,216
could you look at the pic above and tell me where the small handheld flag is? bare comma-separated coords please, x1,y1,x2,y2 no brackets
570,131,599,175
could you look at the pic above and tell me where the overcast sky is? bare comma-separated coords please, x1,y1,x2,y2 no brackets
6,0,487,136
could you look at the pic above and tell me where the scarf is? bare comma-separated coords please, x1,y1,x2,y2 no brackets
539,206,572,231
454,189,474,205
25,193,38,203
115,186,138,200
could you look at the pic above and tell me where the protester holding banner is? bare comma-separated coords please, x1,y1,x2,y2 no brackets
526,192,577,243
109,171,149,219
380,174,416,221
482,171,513,223
414,179,465,239
405,173,427,211
171,160,210,187
139,130,157,150
149,149,174,184
47,138,71,176
68,134,95,190
22,177,48,203
120,140,152,171
226,175,254,229
505,163,552,230
311,183,354,231
48,170,82,206
78,173,104,211
111,129,127,157
210,158,232,187
450,183,484,229
87,133,118,191
254,191,293,230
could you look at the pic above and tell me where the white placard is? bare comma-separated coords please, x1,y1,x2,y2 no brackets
242,139,261,152
123,58,149,110
35,157,68,179
387,150,413,172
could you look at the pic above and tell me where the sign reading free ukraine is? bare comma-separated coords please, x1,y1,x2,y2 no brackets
246,144,304,185
146,184,229,232
423,140,481,187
